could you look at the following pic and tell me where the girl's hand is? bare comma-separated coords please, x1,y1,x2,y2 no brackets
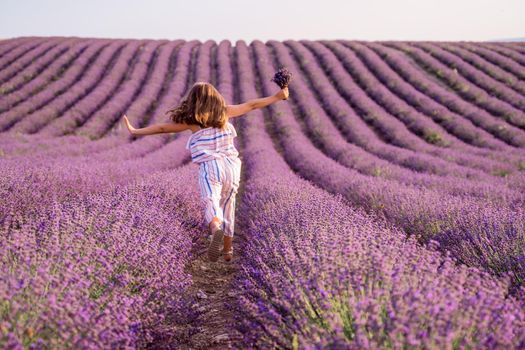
122,114,136,135
276,86,289,100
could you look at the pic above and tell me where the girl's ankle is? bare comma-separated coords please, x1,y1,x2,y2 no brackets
223,236,232,250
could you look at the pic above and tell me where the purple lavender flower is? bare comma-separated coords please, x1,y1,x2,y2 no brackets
270,67,293,88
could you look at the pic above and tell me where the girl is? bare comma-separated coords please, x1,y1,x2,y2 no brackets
122,82,289,262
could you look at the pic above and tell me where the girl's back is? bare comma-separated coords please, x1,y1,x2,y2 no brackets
185,121,239,163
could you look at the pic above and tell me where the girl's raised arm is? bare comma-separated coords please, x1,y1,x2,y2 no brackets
122,115,189,136
227,87,289,118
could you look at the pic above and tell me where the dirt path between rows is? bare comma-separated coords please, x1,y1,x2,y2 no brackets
149,221,247,350
178,229,247,349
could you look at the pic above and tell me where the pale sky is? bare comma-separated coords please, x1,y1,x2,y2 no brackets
1,0,524,42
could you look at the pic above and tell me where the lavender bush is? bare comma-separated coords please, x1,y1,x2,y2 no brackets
232,40,525,349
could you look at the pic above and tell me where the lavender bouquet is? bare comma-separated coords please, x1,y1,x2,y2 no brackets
270,67,293,88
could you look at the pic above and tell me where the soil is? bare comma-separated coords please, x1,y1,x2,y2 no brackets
171,229,248,350
147,230,247,349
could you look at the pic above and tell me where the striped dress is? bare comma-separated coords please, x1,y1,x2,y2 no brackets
185,121,239,163
186,121,242,237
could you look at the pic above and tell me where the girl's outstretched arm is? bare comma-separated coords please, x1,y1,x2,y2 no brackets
122,115,189,136
227,87,289,118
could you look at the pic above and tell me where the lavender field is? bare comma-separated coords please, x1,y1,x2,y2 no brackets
1,37,525,349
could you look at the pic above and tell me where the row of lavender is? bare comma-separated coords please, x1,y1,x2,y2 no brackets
2,37,525,162
238,40,525,291
3,38,525,199
2,38,525,187
231,40,525,348
278,40,525,202
0,39,220,220
0,38,204,163
0,38,219,348
217,38,525,347
1,163,204,348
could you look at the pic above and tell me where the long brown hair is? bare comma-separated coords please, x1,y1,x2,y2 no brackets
165,82,228,129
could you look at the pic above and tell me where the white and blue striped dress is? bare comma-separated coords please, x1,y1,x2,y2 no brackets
185,121,239,163
186,121,242,237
